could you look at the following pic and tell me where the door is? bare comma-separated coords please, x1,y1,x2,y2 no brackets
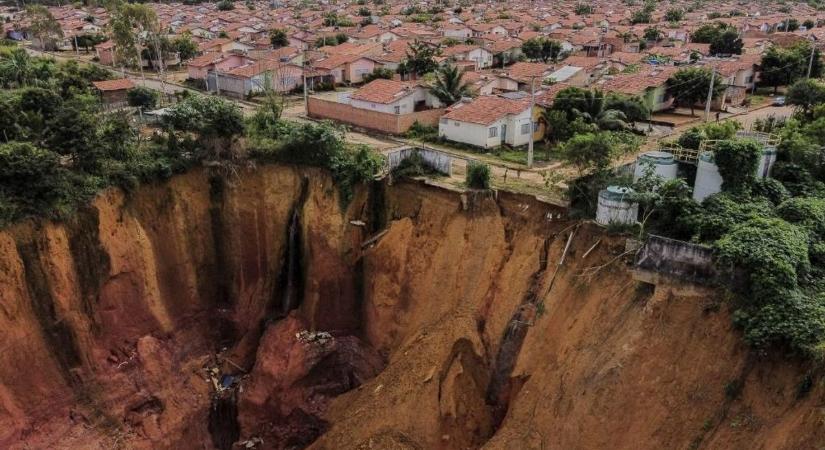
501,124,507,144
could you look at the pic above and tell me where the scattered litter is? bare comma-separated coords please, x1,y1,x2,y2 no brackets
295,330,334,346
423,367,436,383
239,437,264,448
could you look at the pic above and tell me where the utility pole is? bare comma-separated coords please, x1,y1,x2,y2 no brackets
303,48,308,114
807,40,816,78
704,68,716,123
527,75,536,168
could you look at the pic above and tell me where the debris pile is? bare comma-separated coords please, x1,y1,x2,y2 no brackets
295,330,334,346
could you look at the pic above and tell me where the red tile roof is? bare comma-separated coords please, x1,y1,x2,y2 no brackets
442,95,530,125
350,79,417,104
92,78,135,91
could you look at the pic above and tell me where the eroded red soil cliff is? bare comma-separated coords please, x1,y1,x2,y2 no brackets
0,165,821,449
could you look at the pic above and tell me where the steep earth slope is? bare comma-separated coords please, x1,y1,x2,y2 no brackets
0,165,821,449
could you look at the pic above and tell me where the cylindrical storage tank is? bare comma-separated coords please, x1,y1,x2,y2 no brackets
693,151,723,202
633,150,679,181
596,186,638,226
756,145,777,178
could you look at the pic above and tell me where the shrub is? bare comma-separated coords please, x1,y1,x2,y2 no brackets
713,139,762,192
466,161,491,189
127,86,159,110
714,217,810,301
733,290,825,356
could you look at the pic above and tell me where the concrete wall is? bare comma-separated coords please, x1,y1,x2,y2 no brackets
387,147,453,175
634,234,715,282
307,97,445,134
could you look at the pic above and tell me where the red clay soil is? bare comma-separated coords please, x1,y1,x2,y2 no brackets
0,166,821,449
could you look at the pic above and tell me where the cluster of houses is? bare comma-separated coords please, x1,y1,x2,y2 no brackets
3,0,822,148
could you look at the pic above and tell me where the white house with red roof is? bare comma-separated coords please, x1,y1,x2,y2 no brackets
346,78,441,114
438,95,542,148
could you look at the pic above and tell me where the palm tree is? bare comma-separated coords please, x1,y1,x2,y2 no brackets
429,64,472,106
0,48,33,88
569,89,630,130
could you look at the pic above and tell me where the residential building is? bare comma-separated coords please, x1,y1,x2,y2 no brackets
438,95,543,148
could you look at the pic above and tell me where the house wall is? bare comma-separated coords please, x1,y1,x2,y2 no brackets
308,97,445,134
497,77,519,91
467,48,493,69
439,107,542,148
97,48,114,66
506,108,534,147
189,66,209,80
348,59,376,83
439,119,495,148
444,28,472,38
330,68,345,84
350,94,415,114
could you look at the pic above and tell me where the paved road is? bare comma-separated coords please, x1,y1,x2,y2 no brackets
729,105,794,129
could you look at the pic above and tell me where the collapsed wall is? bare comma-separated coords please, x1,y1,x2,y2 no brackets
0,165,821,450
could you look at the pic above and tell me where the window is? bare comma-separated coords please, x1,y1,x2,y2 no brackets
453,121,460,127
394,105,400,114
440,118,448,124
521,123,531,135
488,127,497,138
533,122,539,132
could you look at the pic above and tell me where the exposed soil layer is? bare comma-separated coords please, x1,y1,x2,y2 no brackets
0,165,822,450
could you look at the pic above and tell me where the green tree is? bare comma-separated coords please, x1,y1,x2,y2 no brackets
759,43,821,94
521,37,543,61
667,67,723,116
0,142,66,217
574,3,592,15
109,3,159,69
541,39,563,63
0,48,33,88
521,37,563,63
552,87,631,130
163,95,244,159
216,0,235,10
429,63,472,105
665,8,683,22
173,33,199,60
787,78,825,115
643,27,662,42
27,5,63,51
270,28,289,48
466,161,490,189
605,94,650,125
561,132,618,175
631,9,652,24
127,86,159,110
691,23,729,43
403,40,438,76
778,18,800,32
362,67,395,83
709,29,743,55
712,139,762,192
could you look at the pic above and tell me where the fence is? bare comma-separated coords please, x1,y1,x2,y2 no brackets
307,97,445,135
387,146,454,175
634,234,715,282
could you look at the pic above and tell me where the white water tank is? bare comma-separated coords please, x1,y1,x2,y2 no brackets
693,151,723,203
633,150,679,181
735,131,778,178
757,146,778,178
596,186,638,226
